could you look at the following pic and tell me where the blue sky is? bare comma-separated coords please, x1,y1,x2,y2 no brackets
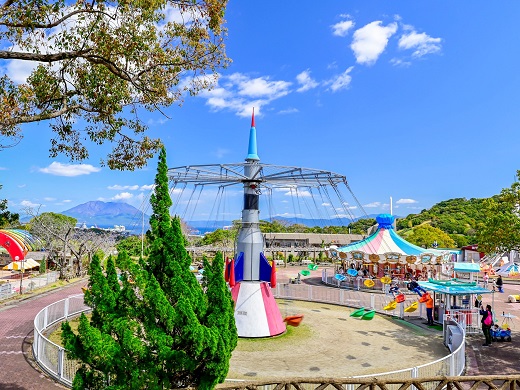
1,1,520,225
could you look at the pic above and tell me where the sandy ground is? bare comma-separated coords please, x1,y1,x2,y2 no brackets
227,299,448,381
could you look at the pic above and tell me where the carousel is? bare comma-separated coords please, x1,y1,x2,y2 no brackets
333,214,455,280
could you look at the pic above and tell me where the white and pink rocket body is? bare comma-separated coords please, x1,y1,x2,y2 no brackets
225,111,286,338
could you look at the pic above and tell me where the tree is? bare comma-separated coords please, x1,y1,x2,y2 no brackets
199,228,236,247
39,257,46,274
476,171,520,254
347,218,376,235
0,1,229,170
116,235,149,257
70,229,117,275
0,185,19,228
404,224,456,249
27,210,77,278
62,147,237,389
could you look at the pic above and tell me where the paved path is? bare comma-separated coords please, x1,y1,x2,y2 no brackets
0,282,86,389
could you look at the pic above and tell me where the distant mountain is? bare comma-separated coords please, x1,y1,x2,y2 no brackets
186,214,384,234
268,215,384,227
62,201,149,233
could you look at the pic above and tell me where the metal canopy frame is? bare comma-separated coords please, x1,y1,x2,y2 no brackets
168,162,349,189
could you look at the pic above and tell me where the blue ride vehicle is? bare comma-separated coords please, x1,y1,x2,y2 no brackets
491,325,512,342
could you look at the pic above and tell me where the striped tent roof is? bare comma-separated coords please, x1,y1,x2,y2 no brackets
0,229,42,260
338,214,448,257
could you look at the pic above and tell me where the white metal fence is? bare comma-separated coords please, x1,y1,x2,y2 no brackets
33,294,90,387
274,282,466,380
0,271,59,300
33,283,465,388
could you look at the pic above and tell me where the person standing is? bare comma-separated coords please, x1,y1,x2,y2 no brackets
480,304,493,346
483,272,489,289
496,275,504,293
425,293,434,325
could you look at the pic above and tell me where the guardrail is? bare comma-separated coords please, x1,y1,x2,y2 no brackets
274,283,466,379
33,283,465,388
33,294,90,387
0,271,59,300
218,375,520,390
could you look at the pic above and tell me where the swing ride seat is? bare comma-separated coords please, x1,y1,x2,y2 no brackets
383,301,397,311
404,301,418,313
308,264,319,271
347,269,359,277
300,270,310,276
335,274,346,281
284,314,304,327
419,293,430,303
364,279,375,288
380,276,392,284
361,310,375,320
350,307,366,317
395,293,406,303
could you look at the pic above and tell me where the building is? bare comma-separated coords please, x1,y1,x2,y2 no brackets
263,233,364,251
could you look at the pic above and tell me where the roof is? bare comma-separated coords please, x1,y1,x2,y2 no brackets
418,280,492,295
453,262,481,273
264,233,363,245
338,214,451,257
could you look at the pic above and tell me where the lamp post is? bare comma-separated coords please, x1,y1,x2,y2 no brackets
16,256,23,295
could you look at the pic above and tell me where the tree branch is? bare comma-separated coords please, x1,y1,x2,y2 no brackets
0,49,92,62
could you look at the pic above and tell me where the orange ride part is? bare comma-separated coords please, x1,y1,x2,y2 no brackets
395,294,405,303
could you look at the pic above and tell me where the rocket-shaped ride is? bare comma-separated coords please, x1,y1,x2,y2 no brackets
167,110,360,337
227,110,286,338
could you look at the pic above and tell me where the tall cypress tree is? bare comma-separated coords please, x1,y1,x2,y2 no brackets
62,147,237,389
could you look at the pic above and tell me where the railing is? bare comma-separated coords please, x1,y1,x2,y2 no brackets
0,271,59,300
34,283,465,388
274,283,466,379
217,375,520,390
33,294,90,387
319,269,482,335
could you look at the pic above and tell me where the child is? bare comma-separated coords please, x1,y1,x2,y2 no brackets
389,282,400,297
491,324,500,339
407,277,427,297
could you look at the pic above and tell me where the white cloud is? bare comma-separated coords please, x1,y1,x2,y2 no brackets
229,73,291,98
20,200,39,208
351,21,398,65
39,162,101,177
390,58,412,67
202,73,292,117
278,108,299,115
328,67,354,92
6,59,38,84
147,117,168,126
108,184,140,191
113,192,133,200
43,197,56,201
0,167,6,170
17,184,26,188
398,30,441,57
296,70,318,92
283,190,312,197
321,202,331,207
396,198,418,204
63,199,72,203
364,201,381,208
214,148,229,158
331,19,355,37
140,184,155,191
